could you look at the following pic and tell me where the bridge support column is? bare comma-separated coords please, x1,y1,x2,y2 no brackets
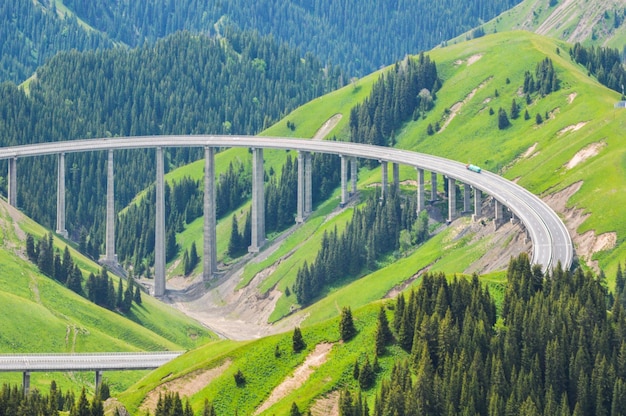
340,155,348,207
154,147,166,297
494,199,503,221
416,168,425,213
95,371,103,392
494,199,503,230
23,371,30,395
249,148,266,253
350,157,357,196
296,151,305,223
380,161,388,199
304,152,312,216
8,157,17,207
104,150,117,265
463,183,471,214
448,177,456,223
56,153,67,237
203,146,217,280
430,172,437,202
472,187,482,221
392,163,399,191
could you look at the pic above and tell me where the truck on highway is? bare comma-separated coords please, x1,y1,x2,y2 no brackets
466,164,481,173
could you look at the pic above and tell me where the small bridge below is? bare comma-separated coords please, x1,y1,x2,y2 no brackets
0,351,184,393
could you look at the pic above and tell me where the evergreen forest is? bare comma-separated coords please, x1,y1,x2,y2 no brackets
0,29,342,261
1,0,522,83
340,254,626,416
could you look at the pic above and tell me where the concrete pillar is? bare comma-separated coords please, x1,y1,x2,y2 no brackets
447,177,456,223
392,163,400,190
430,171,437,202
340,155,348,207
416,168,425,213
23,371,30,395
104,150,117,264
296,151,305,223
472,187,482,221
463,183,471,213
203,146,217,280
154,147,166,297
304,152,312,216
8,157,16,207
249,148,266,253
380,161,388,199
56,153,67,237
95,370,103,392
494,199,503,221
350,157,357,196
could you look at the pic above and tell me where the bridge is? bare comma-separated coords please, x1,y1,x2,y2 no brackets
0,351,184,393
0,135,574,297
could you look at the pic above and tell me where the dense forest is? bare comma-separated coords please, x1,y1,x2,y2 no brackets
570,43,626,95
0,29,342,261
25,232,142,313
340,254,626,416
1,0,522,83
0,0,112,83
294,189,428,306
349,53,440,152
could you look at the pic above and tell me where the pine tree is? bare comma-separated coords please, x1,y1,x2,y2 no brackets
189,242,199,273
134,283,142,305
228,214,242,257
289,402,302,416
498,107,510,129
292,327,306,353
510,98,520,119
340,306,357,342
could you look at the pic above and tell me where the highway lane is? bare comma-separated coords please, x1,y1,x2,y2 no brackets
0,135,573,273
0,351,184,372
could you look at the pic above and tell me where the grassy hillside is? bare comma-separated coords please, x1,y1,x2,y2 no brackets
119,301,405,415
0,200,215,394
457,0,626,48
135,31,626,340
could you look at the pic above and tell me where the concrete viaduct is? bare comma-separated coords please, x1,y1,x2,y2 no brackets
0,351,183,394
0,135,573,297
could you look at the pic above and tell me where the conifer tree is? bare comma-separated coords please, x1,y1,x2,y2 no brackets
292,327,306,353
340,307,357,342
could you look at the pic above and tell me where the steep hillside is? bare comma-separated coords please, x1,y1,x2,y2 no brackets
0,199,214,394
466,0,626,48
146,31,626,341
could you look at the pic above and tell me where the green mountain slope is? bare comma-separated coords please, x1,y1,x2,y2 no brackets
462,0,626,48
150,31,625,333
0,200,214,393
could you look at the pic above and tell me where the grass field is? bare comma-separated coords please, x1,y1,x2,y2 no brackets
0,201,215,394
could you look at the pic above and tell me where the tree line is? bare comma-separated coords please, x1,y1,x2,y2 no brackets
570,42,626,96
26,232,141,314
0,380,111,416
0,29,342,264
294,190,428,306
340,253,626,415
349,53,440,162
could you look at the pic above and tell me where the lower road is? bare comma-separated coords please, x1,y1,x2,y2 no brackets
0,351,184,372
0,135,574,272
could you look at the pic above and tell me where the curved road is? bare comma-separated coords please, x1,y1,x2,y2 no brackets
0,135,573,272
